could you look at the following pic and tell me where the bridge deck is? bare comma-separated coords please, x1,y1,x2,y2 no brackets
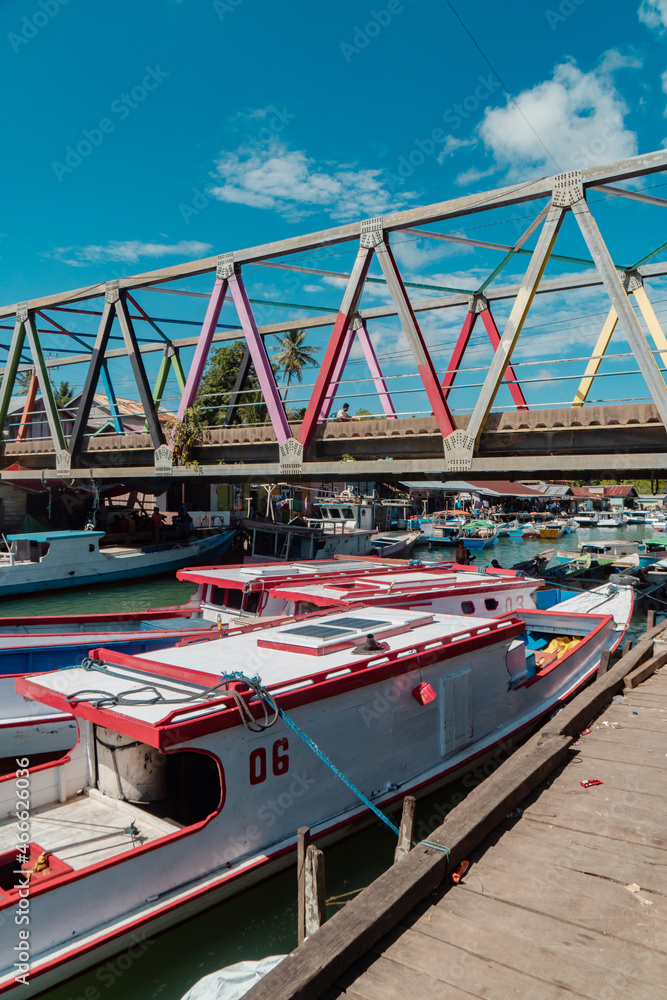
328,669,667,1000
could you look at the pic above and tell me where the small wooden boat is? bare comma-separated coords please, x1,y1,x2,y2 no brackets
0,529,236,597
539,521,566,540
512,548,554,576
0,595,630,994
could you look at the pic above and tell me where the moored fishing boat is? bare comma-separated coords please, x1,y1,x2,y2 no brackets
0,529,236,597
539,521,566,540
0,559,546,759
0,596,630,995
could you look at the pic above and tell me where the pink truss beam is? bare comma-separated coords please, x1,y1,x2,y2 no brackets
356,322,397,419
317,322,396,422
177,277,227,422
228,273,292,446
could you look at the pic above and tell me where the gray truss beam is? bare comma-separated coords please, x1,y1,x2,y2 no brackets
572,196,667,429
444,203,566,471
68,300,116,462
114,293,165,448
1,149,666,319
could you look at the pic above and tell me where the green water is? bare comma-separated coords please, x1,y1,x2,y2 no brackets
10,523,655,999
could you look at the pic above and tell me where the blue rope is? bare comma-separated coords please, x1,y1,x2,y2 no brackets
421,840,451,864
273,703,400,836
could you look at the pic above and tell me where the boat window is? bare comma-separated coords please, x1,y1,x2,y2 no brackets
461,601,475,614
211,586,242,610
285,624,356,638
242,592,260,614
329,508,342,519
296,601,321,614
342,507,354,518
484,598,498,610
157,751,222,827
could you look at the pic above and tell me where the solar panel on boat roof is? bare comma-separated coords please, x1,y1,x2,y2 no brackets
284,624,356,639
327,616,389,630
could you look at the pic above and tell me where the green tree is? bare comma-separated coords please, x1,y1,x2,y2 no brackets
196,342,266,426
271,329,319,403
54,381,75,406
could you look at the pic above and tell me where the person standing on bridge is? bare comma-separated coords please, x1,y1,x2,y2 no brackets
335,403,352,422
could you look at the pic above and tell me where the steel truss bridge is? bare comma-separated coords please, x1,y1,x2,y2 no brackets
4,149,667,485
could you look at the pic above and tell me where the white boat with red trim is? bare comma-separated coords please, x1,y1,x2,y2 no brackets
0,597,629,995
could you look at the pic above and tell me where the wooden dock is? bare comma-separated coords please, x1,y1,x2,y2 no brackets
246,622,667,1000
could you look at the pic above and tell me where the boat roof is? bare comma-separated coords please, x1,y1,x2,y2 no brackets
177,558,439,589
6,530,105,542
269,567,539,607
17,605,526,750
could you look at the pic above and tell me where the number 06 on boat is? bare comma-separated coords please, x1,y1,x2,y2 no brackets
0,594,631,995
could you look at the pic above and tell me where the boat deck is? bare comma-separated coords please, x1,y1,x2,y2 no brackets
0,790,178,871
323,667,667,1000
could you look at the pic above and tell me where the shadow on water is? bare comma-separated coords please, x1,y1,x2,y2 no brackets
11,523,659,998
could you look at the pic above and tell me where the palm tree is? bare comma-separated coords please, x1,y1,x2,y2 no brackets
54,381,75,406
271,330,320,403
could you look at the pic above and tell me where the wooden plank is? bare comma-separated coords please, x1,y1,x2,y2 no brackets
412,896,667,996
459,861,667,948
568,736,667,768
242,731,572,1000
625,648,667,688
488,824,667,894
470,851,667,915
513,816,667,872
375,925,581,1000
335,955,472,1000
543,635,664,738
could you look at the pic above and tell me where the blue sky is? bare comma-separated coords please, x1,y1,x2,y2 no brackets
2,0,667,419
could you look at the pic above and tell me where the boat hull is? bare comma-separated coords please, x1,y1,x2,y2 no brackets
0,601,631,996
0,531,236,597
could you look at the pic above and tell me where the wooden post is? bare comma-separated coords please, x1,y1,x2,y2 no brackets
647,609,656,631
304,845,326,939
597,648,611,677
622,639,633,656
394,795,416,863
297,826,310,946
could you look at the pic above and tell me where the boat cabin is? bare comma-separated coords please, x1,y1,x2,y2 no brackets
1,530,104,566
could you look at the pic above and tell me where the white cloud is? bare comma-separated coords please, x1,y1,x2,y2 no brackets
638,0,667,31
477,56,639,179
209,137,411,222
436,135,477,164
455,165,497,187
47,240,213,267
